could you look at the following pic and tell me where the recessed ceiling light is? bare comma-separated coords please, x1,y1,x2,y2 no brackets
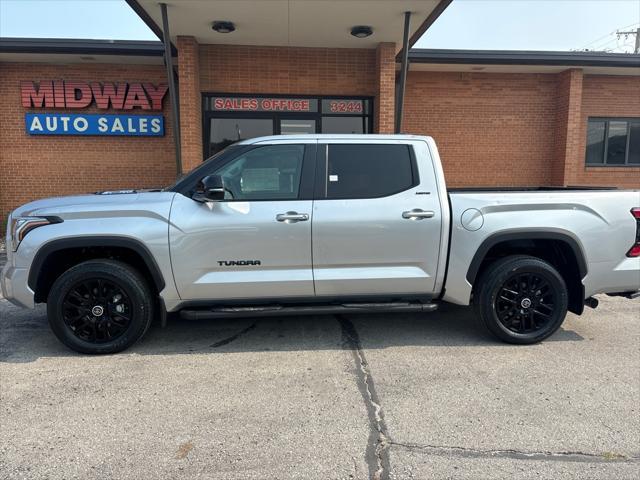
212,21,236,33
350,25,373,38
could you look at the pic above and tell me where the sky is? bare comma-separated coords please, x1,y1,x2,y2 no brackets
0,0,639,53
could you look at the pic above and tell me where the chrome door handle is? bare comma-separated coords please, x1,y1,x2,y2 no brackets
402,209,435,220
276,211,309,223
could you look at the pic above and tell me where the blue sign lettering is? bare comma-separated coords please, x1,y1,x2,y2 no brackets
25,113,164,136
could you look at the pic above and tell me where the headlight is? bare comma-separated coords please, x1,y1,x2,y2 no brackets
9,216,55,252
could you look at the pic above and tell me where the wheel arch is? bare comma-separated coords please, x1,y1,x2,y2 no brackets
29,236,165,303
467,231,588,315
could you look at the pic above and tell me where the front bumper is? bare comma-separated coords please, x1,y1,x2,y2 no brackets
0,262,35,309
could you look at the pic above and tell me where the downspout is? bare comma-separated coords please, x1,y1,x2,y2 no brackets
160,3,182,176
395,11,411,133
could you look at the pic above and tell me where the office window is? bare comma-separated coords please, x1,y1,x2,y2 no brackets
208,118,273,157
322,116,365,134
585,121,605,165
586,118,640,166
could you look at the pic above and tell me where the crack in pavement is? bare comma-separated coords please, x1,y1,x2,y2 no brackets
209,322,258,348
337,315,391,480
182,321,258,353
334,315,637,475
390,441,640,464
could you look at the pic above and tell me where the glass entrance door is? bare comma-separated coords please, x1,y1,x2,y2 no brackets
279,118,316,135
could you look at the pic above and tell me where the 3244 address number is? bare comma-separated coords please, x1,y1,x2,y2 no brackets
328,100,363,113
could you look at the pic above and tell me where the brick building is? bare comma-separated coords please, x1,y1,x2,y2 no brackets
1,0,639,223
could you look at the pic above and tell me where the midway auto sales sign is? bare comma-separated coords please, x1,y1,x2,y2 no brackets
21,80,168,136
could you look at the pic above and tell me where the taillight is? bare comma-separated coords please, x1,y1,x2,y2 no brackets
626,208,640,258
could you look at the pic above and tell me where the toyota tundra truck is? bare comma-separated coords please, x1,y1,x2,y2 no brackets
2,135,639,354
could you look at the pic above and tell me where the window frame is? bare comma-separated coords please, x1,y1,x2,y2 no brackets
172,143,317,202
314,143,420,200
585,117,640,167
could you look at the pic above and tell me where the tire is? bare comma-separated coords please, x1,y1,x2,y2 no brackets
473,255,568,344
47,260,154,354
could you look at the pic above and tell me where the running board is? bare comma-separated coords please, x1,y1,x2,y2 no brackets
179,301,438,320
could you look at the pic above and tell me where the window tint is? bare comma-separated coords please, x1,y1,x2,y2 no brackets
326,144,415,199
585,120,605,165
214,145,305,200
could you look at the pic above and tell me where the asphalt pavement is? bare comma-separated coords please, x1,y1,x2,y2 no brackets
1,255,639,479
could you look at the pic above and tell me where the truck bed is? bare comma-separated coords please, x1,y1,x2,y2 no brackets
443,187,640,306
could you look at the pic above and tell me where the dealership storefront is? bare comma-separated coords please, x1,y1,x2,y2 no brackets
1,0,639,224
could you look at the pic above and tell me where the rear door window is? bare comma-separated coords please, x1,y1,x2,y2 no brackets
324,144,417,199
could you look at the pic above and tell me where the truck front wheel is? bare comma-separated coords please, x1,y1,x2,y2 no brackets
473,255,568,344
47,260,154,354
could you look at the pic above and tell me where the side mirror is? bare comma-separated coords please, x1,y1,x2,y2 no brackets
193,175,225,202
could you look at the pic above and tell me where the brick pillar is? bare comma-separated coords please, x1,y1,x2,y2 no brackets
374,42,396,134
552,69,583,186
177,36,203,173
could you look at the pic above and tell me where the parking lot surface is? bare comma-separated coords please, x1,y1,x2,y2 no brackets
1,252,639,479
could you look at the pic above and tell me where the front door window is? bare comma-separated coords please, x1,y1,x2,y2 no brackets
214,145,305,200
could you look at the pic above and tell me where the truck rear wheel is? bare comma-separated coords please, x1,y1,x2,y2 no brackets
473,255,568,344
47,260,154,354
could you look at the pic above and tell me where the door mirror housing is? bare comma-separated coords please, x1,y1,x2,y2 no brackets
193,175,226,202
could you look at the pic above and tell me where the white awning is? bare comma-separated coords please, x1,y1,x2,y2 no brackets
130,0,447,51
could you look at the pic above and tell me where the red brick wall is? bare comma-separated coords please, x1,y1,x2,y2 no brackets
198,44,377,96
402,69,640,189
375,42,396,134
177,36,203,172
571,74,640,187
552,69,583,186
0,62,175,222
402,70,558,187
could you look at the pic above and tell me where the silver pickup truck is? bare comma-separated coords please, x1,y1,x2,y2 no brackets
2,135,639,354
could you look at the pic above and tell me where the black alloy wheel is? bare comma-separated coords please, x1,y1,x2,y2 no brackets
48,260,154,354
495,272,557,334
62,278,133,343
474,255,569,344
